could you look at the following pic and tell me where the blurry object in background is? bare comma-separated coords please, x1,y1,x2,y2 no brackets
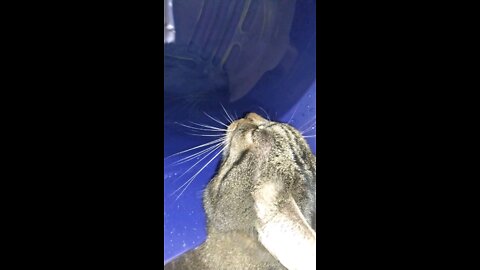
164,0,297,113
164,43,229,119
164,0,175,43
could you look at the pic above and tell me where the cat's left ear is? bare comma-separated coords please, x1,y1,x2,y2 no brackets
253,183,316,270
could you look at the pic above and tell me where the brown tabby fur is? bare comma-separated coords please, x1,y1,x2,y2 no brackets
165,113,316,270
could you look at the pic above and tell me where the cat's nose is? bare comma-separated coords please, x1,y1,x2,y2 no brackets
245,112,267,124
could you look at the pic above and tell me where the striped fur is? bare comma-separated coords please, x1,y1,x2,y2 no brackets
165,113,316,270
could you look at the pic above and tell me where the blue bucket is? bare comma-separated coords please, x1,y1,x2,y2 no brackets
164,0,316,263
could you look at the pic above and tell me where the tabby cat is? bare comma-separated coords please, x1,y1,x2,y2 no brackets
164,112,316,270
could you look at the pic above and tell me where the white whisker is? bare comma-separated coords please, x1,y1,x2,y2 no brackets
297,116,316,131
189,121,227,131
258,106,271,121
288,105,300,124
203,112,229,127
164,138,224,159
186,133,226,137
171,142,224,185
173,145,226,200
301,123,316,135
220,103,234,123
175,122,226,132
170,142,223,166
303,135,316,138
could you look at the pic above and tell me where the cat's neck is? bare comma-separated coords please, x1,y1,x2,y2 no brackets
200,231,286,269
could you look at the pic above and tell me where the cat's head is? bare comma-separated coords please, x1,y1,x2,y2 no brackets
204,112,315,230
223,112,313,165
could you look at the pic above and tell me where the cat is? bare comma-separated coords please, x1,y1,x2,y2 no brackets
164,112,316,270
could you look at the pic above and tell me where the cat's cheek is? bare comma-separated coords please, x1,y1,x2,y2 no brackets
227,121,239,133
252,133,273,155
244,130,254,145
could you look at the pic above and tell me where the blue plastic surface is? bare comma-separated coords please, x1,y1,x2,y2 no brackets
164,0,316,264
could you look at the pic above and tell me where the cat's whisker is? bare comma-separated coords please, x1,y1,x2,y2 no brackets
188,121,228,131
302,129,316,136
170,142,224,166
186,133,226,137
203,112,229,128
301,123,316,135
297,116,316,132
219,103,233,123
171,146,223,168
220,103,234,123
257,106,271,121
164,138,225,159
303,135,316,138
175,122,226,132
288,105,300,124
173,145,226,200
170,142,224,186
172,144,225,196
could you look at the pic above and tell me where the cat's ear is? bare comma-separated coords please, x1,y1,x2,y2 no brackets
253,184,316,270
